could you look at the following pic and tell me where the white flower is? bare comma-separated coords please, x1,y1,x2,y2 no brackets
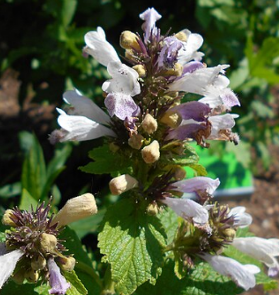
228,206,252,228
232,237,279,277
201,253,260,291
84,27,120,67
102,61,140,96
63,89,110,125
56,108,116,142
177,29,204,64
0,245,24,288
161,197,209,225
168,64,240,108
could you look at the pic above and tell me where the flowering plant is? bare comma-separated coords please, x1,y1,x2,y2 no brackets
1,7,278,295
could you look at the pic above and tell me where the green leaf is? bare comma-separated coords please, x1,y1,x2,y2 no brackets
157,207,178,245
188,164,208,176
59,227,101,295
21,134,46,201
98,198,167,295
19,188,38,210
173,144,199,166
80,145,132,175
0,182,21,199
63,270,88,295
135,260,242,295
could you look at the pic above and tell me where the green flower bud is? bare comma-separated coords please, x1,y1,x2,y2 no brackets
128,133,144,150
31,255,47,270
120,31,140,50
25,269,39,283
40,233,58,254
58,256,76,272
2,209,16,227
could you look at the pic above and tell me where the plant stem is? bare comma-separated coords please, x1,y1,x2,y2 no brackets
76,260,103,288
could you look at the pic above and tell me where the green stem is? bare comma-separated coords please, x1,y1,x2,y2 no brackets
76,260,102,288
101,265,116,295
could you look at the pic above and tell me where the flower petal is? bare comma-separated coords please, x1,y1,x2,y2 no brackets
63,89,110,125
48,258,70,295
201,253,260,291
0,249,23,288
104,93,139,120
162,197,209,225
139,7,162,43
229,206,252,228
84,27,120,67
102,62,140,96
57,109,116,141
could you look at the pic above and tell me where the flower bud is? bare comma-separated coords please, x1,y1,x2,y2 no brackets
175,31,187,42
58,256,76,272
146,203,159,216
2,209,16,227
51,193,98,227
141,140,160,164
133,65,147,78
120,31,141,50
160,111,182,128
25,269,39,283
109,174,138,195
162,63,183,77
31,255,47,270
12,270,25,284
223,228,236,242
125,49,134,60
141,114,158,135
40,233,58,254
174,166,186,181
128,133,144,150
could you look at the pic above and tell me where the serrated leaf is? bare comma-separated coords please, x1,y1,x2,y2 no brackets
80,145,132,175
157,208,178,245
188,164,207,176
98,199,166,295
63,270,88,295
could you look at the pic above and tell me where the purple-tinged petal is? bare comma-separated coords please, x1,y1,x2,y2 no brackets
232,237,279,277
139,7,162,43
170,101,211,122
48,258,70,295
165,122,207,141
0,249,24,288
182,61,204,75
220,88,240,107
170,177,220,196
104,93,138,120
161,197,209,225
229,206,252,228
158,36,182,69
201,254,260,291
208,114,238,140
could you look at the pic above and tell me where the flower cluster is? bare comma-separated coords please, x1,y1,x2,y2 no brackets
49,7,279,292
0,194,97,294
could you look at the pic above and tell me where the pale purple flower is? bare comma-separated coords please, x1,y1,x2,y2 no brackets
168,64,240,109
232,237,279,277
182,61,204,75
158,36,182,69
48,258,70,294
139,7,162,43
228,206,252,228
201,253,260,291
104,93,139,120
169,177,220,198
0,244,24,288
177,29,204,64
102,61,141,120
161,197,209,225
84,27,120,67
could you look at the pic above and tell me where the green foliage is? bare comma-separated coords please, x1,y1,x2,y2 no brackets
98,198,166,295
80,144,132,175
